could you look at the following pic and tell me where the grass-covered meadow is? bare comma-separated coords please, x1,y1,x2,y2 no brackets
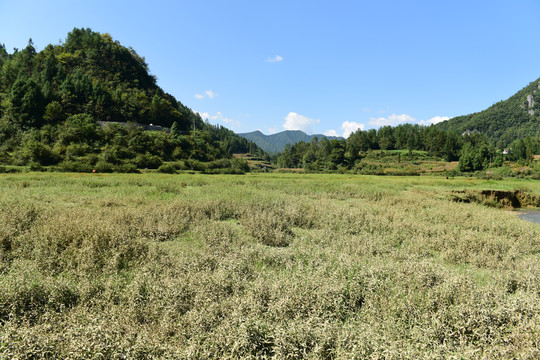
0,172,539,359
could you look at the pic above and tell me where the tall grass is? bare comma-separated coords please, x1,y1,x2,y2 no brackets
0,173,539,359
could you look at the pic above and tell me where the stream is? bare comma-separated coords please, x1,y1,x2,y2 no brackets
517,209,540,224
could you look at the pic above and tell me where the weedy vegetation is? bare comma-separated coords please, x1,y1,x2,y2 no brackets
0,173,539,359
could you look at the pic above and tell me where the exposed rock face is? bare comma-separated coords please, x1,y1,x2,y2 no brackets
462,129,480,136
527,94,535,115
538,80,540,89
527,94,534,107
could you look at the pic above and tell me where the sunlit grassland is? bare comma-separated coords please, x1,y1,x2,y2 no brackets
1,172,539,359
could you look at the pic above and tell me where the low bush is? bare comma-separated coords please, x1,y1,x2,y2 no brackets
94,160,114,173
60,161,94,173
133,153,163,169
116,163,140,173
157,163,177,174
185,159,207,171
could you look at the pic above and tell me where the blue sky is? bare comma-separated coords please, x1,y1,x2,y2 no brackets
1,0,539,137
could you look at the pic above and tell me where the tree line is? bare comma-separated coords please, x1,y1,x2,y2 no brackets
276,123,539,172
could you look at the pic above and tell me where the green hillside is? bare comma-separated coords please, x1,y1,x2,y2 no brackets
238,129,343,154
0,28,265,172
436,78,540,147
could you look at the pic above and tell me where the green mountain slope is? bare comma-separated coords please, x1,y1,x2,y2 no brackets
436,78,540,147
0,28,265,171
238,130,343,153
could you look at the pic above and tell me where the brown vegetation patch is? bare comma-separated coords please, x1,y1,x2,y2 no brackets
451,189,540,209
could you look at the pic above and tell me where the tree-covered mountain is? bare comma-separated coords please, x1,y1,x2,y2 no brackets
436,78,540,147
0,28,265,172
237,129,343,154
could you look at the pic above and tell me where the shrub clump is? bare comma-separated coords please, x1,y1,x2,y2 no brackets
241,208,293,247
157,163,177,174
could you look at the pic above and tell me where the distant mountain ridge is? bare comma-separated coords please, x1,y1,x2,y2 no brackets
237,130,344,153
436,77,540,147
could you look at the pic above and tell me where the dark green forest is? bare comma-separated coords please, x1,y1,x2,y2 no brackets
0,28,265,173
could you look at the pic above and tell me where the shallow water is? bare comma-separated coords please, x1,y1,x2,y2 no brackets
518,209,540,224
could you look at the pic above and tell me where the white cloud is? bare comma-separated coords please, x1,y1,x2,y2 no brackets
324,129,339,137
267,55,283,62
418,116,450,125
195,111,240,128
341,121,365,138
369,113,415,127
194,90,217,99
365,112,450,127
283,112,320,133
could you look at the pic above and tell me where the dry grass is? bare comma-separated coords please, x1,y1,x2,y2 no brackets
0,172,539,359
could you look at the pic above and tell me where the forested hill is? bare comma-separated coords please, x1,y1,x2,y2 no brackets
238,130,344,154
0,28,265,172
436,78,540,147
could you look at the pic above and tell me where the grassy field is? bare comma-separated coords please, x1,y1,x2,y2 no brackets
354,150,460,176
0,172,539,359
